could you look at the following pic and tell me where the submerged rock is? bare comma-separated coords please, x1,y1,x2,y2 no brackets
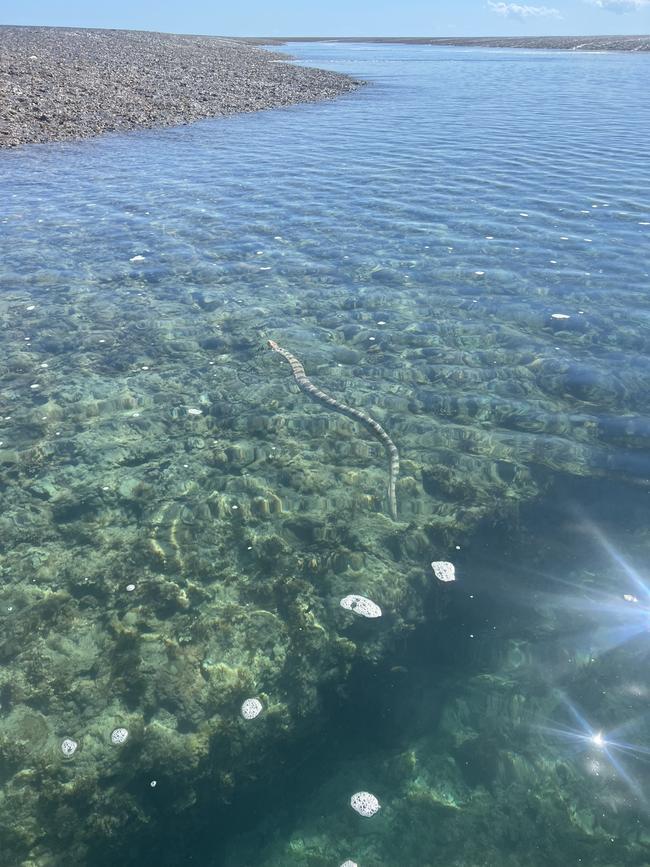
60,737,78,758
240,698,263,720
110,727,129,745
339,594,382,618
431,561,456,582
350,791,381,817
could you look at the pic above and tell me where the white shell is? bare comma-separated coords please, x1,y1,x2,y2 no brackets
340,595,382,618
60,737,78,758
241,698,263,720
340,862,359,867
551,313,571,319
431,561,456,582
110,727,129,745
350,791,381,817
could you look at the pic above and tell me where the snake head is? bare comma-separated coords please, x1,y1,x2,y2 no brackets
267,339,279,350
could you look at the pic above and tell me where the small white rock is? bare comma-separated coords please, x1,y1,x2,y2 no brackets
111,727,129,745
551,313,571,320
350,791,380,817
130,255,146,263
241,698,263,720
150,779,157,787
340,595,382,619
340,862,359,867
187,408,202,416
125,584,135,592
431,561,456,582
60,737,78,758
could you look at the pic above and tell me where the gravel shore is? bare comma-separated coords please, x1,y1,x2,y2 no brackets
0,26,362,149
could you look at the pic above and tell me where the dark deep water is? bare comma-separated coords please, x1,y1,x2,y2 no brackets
1,42,649,867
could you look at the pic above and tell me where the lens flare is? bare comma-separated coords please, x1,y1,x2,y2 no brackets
524,518,650,660
539,695,650,806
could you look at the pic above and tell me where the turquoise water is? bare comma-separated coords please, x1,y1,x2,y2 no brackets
1,42,650,866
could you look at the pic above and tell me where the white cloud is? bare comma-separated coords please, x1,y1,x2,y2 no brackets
588,0,650,11
487,1,563,17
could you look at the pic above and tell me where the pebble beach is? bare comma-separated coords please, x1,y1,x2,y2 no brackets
0,26,362,148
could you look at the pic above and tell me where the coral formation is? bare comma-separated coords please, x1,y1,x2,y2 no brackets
240,699,263,720
350,792,381,817
339,595,382,619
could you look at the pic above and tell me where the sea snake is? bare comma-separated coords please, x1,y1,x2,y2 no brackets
268,339,399,519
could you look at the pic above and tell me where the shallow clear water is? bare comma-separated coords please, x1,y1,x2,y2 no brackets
1,42,650,867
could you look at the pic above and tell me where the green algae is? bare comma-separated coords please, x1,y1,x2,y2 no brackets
0,261,648,863
217,488,650,867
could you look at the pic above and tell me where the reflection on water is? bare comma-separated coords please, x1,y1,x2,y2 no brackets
0,41,649,866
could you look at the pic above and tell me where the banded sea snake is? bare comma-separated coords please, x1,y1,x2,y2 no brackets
268,339,399,520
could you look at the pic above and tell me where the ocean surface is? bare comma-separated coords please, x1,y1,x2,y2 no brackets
1,42,650,867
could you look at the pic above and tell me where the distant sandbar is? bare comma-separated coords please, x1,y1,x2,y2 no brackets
254,35,650,52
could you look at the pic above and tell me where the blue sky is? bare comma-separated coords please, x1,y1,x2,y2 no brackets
3,0,650,37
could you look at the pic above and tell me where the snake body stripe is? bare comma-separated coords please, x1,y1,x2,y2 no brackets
268,339,399,519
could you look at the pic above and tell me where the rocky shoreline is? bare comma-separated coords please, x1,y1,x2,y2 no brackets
0,26,362,149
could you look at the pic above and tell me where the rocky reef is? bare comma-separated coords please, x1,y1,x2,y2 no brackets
218,490,650,866
0,276,536,865
2,231,649,862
